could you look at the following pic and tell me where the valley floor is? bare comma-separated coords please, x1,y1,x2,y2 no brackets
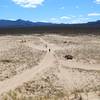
0,34,100,100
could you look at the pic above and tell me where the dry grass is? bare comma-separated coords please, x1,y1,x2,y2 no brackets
1,65,100,100
0,34,100,100
54,35,100,64
55,44,100,64
0,44,46,81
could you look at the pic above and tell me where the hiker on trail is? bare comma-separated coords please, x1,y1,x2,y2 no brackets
49,49,51,52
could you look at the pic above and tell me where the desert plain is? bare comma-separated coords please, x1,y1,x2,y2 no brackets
0,34,100,100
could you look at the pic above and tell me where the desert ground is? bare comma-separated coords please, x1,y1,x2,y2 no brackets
0,34,100,100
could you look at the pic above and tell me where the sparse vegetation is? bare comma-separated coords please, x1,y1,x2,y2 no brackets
0,34,100,100
0,36,46,81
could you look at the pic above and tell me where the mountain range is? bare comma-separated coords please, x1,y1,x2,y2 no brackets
0,19,100,28
0,19,53,28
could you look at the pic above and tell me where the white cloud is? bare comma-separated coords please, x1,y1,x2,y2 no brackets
51,18,57,21
48,15,91,24
60,16,71,20
70,17,90,24
12,0,44,8
95,0,100,4
88,13,100,16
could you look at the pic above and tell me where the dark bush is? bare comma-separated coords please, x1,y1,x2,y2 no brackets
64,55,73,60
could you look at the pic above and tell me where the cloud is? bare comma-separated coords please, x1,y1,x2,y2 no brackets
50,17,60,23
60,16,71,20
70,17,90,24
12,0,44,8
88,13,100,16
49,15,91,24
51,18,57,21
95,0,100,4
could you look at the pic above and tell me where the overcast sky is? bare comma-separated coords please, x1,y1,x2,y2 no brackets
1,0,100,23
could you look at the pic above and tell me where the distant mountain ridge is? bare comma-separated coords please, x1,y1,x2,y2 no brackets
0,19,53,28
0,19,100,28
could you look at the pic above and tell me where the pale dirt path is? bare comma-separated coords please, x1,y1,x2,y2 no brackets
0,38,56,95
27,37,100,71
61,60,100,71
0,37,100,95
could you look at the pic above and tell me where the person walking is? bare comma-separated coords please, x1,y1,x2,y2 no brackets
49,49,51,52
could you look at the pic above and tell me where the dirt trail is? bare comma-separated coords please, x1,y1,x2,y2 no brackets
0,38,55,95
60,60,100,71
0,37,100,95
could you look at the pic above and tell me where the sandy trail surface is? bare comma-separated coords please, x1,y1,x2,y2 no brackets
0,36,100,98
58,60,100,71
0,37,56,95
